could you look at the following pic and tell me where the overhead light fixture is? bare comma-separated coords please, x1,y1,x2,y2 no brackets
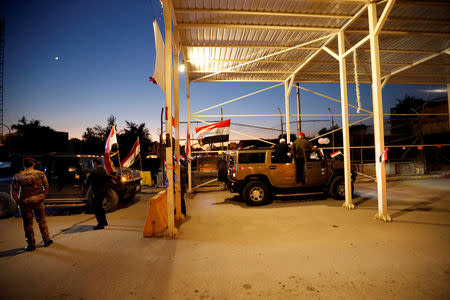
179,64,185,73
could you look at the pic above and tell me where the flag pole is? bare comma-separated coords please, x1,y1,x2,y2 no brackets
117,145,123,179
138,138,143,174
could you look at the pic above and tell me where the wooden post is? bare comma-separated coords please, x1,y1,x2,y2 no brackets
368,3,390,222
187,81,192,193
163,0,175,236
338,31,354,210
174,48,183,221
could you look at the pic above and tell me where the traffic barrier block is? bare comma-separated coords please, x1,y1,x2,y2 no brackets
143,190,168,237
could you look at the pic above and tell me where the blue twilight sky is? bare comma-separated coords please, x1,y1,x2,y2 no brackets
1,0,447,143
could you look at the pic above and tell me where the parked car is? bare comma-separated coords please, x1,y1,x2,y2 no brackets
220,148,356,206
0,153,142,218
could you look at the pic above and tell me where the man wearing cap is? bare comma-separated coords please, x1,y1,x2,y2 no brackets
10,157,52,251
292,132,316,184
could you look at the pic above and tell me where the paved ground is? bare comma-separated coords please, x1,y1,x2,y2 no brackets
0,178,449,300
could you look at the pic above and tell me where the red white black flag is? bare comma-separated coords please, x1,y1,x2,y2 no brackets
379,148,389,163
165,106,176,127
121,138,140,168
195,120,231,146
104,126,118,173
330,150,343,158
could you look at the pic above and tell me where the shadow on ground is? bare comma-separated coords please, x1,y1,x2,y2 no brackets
61,224,94,234
0,244,48,258
216,193,349,209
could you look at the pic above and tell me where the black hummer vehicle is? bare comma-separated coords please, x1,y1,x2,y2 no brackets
0,153,142,218
222,148,356,206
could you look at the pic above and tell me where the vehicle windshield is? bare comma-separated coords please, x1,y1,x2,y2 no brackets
80,157,104,169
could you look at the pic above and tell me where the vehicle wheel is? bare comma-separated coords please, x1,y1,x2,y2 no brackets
87,188,119,213
243,180,271,206
0,192,18,218
329,176,354,200
102,188,119,212
217,158,227,182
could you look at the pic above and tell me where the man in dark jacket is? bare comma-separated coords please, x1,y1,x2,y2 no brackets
292,132,316,184
86,158,109,230
179,160,188,215
11,157,53,251
272,138,291,163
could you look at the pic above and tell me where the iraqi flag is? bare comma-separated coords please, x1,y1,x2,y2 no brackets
149,20,165,93
195,120,230,146
121,138,140,168
185,130,190,158
379,148,389,163
330,150,343,159
104,126,118,173
165,106,176,127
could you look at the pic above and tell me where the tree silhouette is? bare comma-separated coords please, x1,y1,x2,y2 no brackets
8,116,67,154
80,116,155,168
81,115,118,154
118,121,153,168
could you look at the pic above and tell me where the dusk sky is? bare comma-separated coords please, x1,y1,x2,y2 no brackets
2,0,447,144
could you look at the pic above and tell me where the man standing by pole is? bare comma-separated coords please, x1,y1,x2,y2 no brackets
11,157,52,251
86,158,108,230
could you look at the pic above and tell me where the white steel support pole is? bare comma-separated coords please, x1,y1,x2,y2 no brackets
296,83,301,133
187,81,192,193
338,31,354,210
368,3,391,222
284,77,294,143
163,0,176,236
174,48,182,221
285,80,291,143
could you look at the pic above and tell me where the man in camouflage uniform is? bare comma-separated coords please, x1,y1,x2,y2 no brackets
10,157,53,251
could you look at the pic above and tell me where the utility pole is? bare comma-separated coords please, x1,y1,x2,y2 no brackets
0,123,11,157
296,83,301,134
277,106,284,138
328,107,335,151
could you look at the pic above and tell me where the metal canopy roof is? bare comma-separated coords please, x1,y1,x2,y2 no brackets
173,0,450,84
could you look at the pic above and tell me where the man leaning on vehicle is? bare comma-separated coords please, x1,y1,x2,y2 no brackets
10,157,53,252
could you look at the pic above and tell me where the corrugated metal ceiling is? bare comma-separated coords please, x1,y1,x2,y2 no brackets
173,0,450,84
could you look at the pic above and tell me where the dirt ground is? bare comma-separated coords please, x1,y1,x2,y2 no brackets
0,178,449,300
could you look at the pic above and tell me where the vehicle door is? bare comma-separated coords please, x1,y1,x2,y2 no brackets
304,150,327,186
47,157,84,198
267,150,296,188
